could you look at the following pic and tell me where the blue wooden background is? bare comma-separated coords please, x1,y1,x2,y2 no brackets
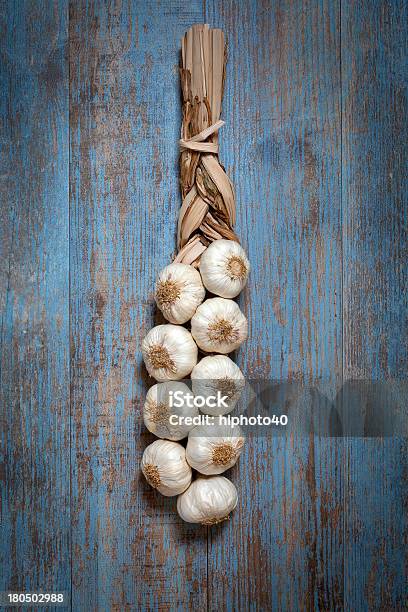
1,0,407,610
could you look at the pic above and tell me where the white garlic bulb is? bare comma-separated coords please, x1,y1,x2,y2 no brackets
186,423,245,474
143,382,198,440
177,476,238,525
141,439,192,496
199,239,250,298
142,324,198,381
191,355,245,415
155,263,205,324
191,297,248,354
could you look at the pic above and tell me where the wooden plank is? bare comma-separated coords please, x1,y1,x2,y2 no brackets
206,0,343,609
341,1,408,608
1,2,405,609
69,1,208,609
0,0,70,600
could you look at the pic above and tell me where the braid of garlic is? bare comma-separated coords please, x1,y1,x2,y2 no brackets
174,24,239,267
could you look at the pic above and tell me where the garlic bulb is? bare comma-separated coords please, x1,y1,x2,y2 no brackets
155,263,205,324
141,440,192,496
191,355,245,415
177,476,238,525
186,423,245,474
191,297,248,354
143,381,198,440
142,324,198,381
199,239,250,298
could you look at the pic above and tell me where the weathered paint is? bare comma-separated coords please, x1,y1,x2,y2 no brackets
69,1,207,610
206,1,343,609
1,1,406,610
0,0,70,601
342,1,408,609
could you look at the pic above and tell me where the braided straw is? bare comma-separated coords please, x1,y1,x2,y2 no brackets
174,24,239,267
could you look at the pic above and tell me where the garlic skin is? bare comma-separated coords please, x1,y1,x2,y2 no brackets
142,324,198,381
155,263,205,324
177,476,238,525
186,423,245,474
191,355,245,415
191,298,248,354
141,440,192,496
143,382,198,440
199,239,250,298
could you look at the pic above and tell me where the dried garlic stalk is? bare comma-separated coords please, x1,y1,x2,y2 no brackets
174,24,239,266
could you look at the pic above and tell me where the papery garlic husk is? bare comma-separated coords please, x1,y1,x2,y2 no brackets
155,263,205,324
186,423,245,474
143,381,198,441
142,324,198,381
199,239,250,298
177,475,238,525
141,439,192,496
191,297,248,354
191,355,245,415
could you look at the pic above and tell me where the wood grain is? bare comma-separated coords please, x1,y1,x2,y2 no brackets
69,1,207,609
205,1,343,609
342,1,408,609
1,0,406,610
0,0,70,600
